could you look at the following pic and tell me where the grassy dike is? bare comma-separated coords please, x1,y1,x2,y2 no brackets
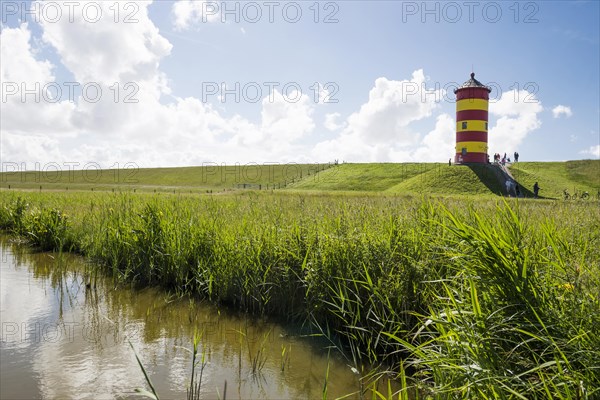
0,163,335,192
1,190,599,398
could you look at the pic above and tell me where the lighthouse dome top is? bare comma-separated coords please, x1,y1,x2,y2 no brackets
454,73,491,93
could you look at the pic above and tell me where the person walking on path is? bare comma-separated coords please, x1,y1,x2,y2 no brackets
533,182,540,198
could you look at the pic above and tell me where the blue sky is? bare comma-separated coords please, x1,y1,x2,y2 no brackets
1,0,598,168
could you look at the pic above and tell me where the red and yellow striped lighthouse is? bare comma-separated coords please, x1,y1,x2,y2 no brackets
454,73,491,164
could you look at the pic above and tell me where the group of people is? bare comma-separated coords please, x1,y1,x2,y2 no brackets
493,151,519,165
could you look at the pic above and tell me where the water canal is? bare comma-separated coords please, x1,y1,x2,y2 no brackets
0,235,374,399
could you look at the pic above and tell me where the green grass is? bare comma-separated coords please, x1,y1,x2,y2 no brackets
385,164,504,196
292,160,600,198
2,160,598,199
1,160,599,397
289,163,440,191
509,160,600,199
0,163,334,193
1,189,599,398
289,162,492,194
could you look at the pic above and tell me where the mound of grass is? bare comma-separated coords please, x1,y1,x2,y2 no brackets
509,160,599,199
289,163,439,191
293,160,599,198
292,163,506,197
386,164,503,196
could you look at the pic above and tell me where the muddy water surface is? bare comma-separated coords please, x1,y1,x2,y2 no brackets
0,236,368,399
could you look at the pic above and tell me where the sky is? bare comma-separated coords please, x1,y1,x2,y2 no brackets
1,0,599,169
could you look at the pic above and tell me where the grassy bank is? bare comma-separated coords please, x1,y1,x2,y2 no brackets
0,163,335,193
1,190,599,398
509,160,600,199
289,160,599,197
3,160,598,198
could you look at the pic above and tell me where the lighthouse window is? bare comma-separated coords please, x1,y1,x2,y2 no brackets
462,122,467,129
485,122,488,130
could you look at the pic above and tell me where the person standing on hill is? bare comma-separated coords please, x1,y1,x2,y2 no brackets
533,182,540,198
514,151,519,162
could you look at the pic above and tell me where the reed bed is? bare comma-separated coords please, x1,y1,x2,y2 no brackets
1,190,598,398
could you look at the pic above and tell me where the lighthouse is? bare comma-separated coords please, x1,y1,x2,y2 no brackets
454,73,491,164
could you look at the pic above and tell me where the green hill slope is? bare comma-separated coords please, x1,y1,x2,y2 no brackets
290,163,505,196
1,160,597,198
289,163,439,191
0,163,332,192
289,162,503,196
508,160,600,199
291,160,599,198
385,164,504,196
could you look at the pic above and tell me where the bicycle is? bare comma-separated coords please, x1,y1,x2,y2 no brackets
578,190,590,200
564,189,590,200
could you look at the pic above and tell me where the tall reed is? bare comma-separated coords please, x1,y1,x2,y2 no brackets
1,191,598,397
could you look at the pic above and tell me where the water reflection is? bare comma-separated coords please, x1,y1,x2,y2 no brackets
0,236,366,399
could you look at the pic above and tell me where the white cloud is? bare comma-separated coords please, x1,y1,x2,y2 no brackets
324,113,344,131
0,23,76,137
312,70,447,162
345,70,442,144
411,113,455,162
260,89,315,144
579,145,600,158
39,1,172,85
0,13,317,167
552,105,573,118
172,0,220,30
1,22,52,84
488,90,543,155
